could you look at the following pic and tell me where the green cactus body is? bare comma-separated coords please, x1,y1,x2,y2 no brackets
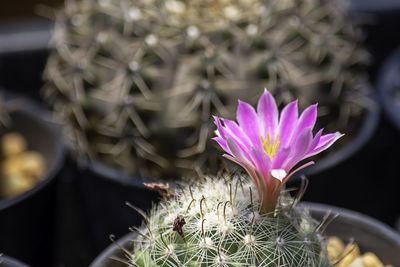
44,0,369,179
125,175,329,266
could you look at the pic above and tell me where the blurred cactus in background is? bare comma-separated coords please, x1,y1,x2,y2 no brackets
43,0,370,180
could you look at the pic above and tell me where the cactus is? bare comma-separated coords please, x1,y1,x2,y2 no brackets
43,0,369,179
121,174,330,266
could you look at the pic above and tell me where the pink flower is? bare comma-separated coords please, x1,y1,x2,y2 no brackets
213,89,342,213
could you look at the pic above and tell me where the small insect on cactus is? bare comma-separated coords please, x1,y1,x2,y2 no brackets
118,90,342,266
43,0,366,180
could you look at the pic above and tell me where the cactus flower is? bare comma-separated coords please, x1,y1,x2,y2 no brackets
213,89,342,213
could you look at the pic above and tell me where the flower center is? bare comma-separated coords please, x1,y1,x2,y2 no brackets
261,133,280,161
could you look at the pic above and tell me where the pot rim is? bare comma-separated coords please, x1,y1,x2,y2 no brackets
0,97,66,211
0,254,30,267
349,0,400,13
377,45,400,131
0,19,51,55
89,202,400,267
89,229,135,267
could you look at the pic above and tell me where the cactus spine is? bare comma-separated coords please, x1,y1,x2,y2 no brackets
123,174,329,266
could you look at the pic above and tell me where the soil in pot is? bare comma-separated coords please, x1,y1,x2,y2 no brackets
0,98,65,267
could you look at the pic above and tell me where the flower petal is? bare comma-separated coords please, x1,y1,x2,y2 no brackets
226,137,253,167
213,116,226,139
212,137,229,152
223,154,259,187
213,115,252,151
272,146,291,170
302,128,323,158
307,132,343,156
222,118,252,149
270,169,287,182
257,90,278,139
237,100,262,148
278,100,298,148
291,104,317,146
249,148,271,186
283,161,315,184
285,127,313,170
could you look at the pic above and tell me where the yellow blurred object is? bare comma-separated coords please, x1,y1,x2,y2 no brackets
0,173,35,198
17,152,46,180
0,132,46,199
348,257,365,267
2,156,21,176
1,132,27,157
335,243,360,267
362,253,384,267
327,236,346,263
328,237,393,267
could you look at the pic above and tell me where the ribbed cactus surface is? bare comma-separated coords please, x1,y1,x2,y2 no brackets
124,174,329,266
43,0,369,179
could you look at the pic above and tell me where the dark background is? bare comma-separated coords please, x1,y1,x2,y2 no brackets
1,0,400,266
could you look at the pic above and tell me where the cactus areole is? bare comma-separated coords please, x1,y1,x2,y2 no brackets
213,90,342,213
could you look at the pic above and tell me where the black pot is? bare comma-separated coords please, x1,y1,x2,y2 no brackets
89,203,400,267
74,158,160,252
0,255,30,267
377,45,400,131
0,98,65,267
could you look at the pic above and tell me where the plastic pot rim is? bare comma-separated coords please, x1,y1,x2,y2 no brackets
0,254,30,267
377,45,400,131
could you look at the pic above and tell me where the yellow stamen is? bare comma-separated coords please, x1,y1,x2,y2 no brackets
261,133,280,161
